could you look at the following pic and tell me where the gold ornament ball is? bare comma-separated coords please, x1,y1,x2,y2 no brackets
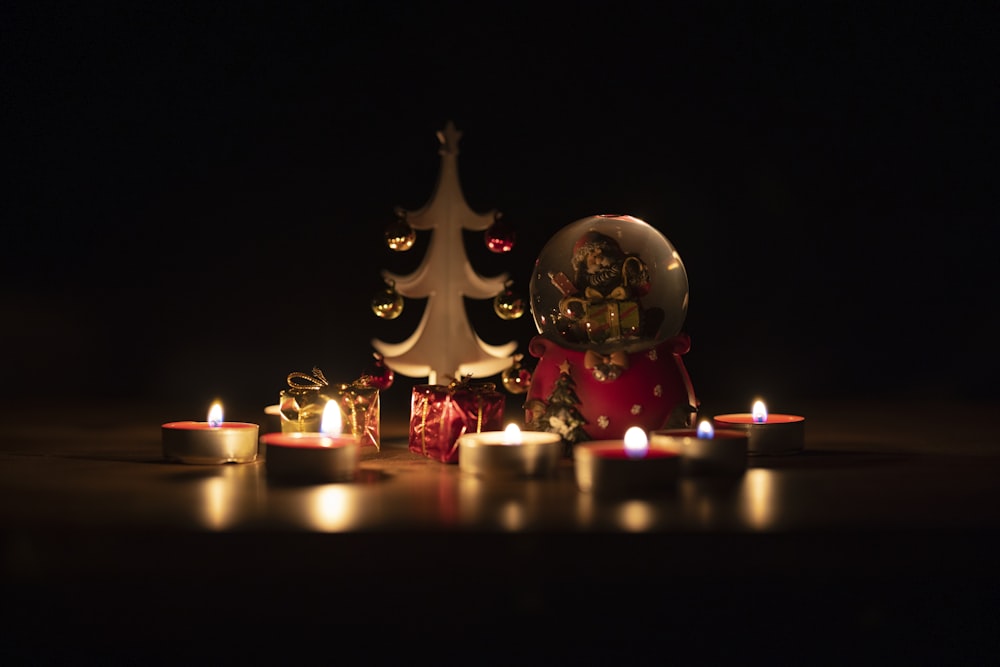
502,365,530,394
384,217,416,252
372,287,404,320
493,290,525,320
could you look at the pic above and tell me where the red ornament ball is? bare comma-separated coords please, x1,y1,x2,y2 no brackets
360,353,394,391
485,217,515,253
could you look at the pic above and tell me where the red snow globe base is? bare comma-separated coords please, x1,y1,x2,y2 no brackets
524,334,698,446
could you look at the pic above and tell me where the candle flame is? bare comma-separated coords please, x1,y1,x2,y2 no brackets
752,400,767,423
503,423,522,445
623,426,648,459
697,420,714,439
320,400,343,435
208,401,223,428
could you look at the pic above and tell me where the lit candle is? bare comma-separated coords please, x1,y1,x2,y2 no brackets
162,401,260,464
713,399,805,455
650,419,749,475
573,426,680,496
260,400,360,483
458,423,564,478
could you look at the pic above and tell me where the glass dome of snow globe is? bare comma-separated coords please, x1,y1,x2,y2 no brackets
529,214,689,354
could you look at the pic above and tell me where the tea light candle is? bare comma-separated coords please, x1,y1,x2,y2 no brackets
162,401,260,464
574,426,680,496
260,400,360,483
713,400,805,455
458,423,564,478
650,420,748,475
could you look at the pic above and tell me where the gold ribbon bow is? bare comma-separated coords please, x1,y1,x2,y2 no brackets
583,349,629,382
287,367,330,389
584,286,628,301
446,375,497,394
287,367,375,397
583,349,629,371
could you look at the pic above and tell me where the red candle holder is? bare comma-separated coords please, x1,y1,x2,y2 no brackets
650,426,748,475
574,428,680,496
260,433,360,483
713,410,805,455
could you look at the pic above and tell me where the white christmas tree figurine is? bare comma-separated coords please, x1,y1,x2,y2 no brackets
372,121,517,385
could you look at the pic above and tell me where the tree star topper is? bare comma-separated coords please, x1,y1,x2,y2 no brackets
437,121,462,155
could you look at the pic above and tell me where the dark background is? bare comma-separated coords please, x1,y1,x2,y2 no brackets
3,1,997,423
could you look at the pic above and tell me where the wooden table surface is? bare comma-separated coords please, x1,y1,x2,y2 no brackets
2,396,998,661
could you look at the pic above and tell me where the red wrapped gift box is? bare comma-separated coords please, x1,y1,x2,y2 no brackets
409,380,505,463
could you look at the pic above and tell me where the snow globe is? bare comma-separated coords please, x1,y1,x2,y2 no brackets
524,214,698,454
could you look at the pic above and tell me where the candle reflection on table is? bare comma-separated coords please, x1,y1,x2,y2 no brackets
266,484,364,532
574,491,668,531
303,485,356,531
456,472,543,530
679,478,722,526
202,477,231,530
178,438,788,532
616,500,658,532
740,468,778,530
195,463,265,530
499,500,528,531
676,474,747,529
